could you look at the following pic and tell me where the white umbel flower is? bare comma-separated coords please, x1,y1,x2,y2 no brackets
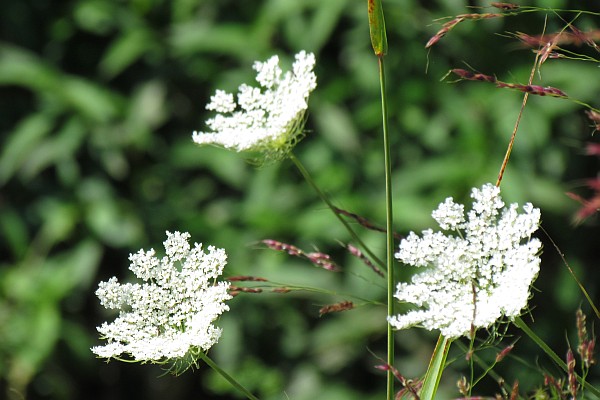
192,51,317,163
92,231,231,362
388,184,542,338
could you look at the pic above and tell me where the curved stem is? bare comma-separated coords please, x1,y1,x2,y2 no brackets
199,353,260,400
289,153,385,271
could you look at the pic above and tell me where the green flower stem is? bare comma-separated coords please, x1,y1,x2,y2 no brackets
377,54,395,400
199,353,260,400
420,335,452,400
541,226,600,320
514,316,600,399
367,1,393,394
289,152,385,271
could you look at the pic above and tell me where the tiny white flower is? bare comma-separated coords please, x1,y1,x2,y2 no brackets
388,183,542,339
92,231,231,365
432,197,465,230
192,51,317,164
206,90,236,113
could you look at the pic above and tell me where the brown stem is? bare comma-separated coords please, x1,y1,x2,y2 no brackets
495,47,541,187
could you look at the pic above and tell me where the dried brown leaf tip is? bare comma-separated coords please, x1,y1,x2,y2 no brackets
318,300,354,316
450,68,568,98
426,13,503,48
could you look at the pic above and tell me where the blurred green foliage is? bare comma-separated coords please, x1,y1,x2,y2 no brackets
1,0,600,399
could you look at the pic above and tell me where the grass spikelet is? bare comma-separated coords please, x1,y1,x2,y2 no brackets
490,2,519,11
333,206,402,240
262,239,341,271
426,13,505,48
449,69,568,98
319,300,354,316
345,243,384,277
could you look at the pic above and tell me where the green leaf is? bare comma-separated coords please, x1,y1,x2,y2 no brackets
367,0,388,56
0,113,53,184
420,335,451,400
100,28,156,79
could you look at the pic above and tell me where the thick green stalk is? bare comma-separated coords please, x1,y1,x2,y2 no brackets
199,353,260,400
420,335,451,400
289,153,385,270
377,54,395,400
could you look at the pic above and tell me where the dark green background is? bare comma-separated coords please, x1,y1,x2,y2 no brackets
1,0,599,399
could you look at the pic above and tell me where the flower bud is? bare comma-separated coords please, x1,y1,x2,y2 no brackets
367,0,388,56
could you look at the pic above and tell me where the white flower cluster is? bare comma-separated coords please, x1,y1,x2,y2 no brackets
192,50,317,162
92,231,231,362
388,184,542,338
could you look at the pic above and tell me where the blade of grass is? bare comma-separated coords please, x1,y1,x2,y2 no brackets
368,1,393,396
289,153,385,271
377,52,396,399
514,317,600,399
540,226,600,320
199,353,260,400
420,335,452,400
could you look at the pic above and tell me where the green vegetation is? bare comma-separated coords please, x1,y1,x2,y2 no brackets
1,1,599,399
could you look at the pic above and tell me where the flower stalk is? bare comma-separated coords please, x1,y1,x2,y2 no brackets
289,153,385,271
368,1,393,397
378,56,397,400
200,353,260,400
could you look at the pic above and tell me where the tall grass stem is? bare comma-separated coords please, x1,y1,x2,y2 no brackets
289,153,385,271
514,316,600,399
376,54,396,400
200,353,260,400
